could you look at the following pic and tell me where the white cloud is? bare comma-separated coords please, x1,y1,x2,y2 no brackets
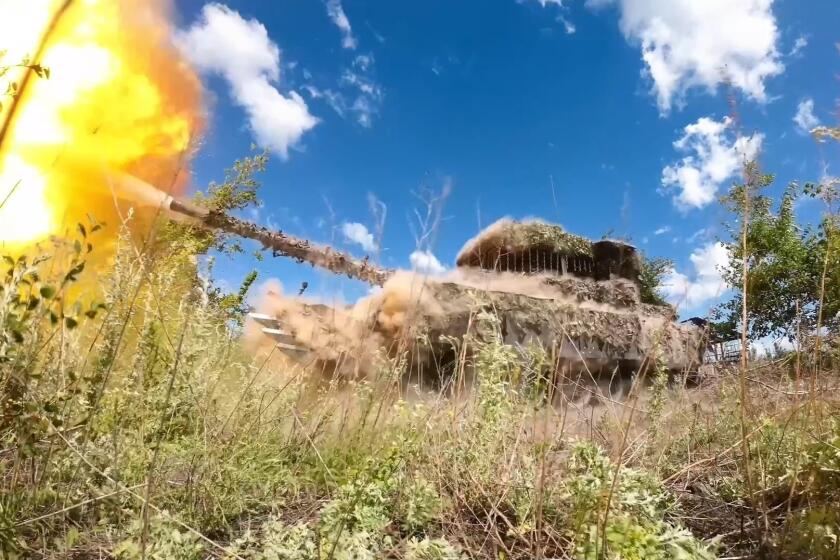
340,69,383,127
558,14,577,34
341,222,377,252
687,227,712,243
528,0,576,33
653,225,671,235
303,85,348,118
590,0,783,113
662,116,763,211
176,4,318,158
341,69,381,97
353,54,374,71
660,241,730,312
789,35,807,57
410,250,447,275
793,98,820,135
326,0,357,50
304,56,382,128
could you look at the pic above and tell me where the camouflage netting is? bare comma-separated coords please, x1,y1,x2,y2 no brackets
402,281,702,377
266,276,703,383
456,218,593,270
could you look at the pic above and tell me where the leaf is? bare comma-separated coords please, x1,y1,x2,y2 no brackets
39,285,56,299
77,223,86,238
64,317,78,330
63,262,85,283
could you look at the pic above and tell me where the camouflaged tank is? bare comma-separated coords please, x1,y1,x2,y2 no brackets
247,219,707,382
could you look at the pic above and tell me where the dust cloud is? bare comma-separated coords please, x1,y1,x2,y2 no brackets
244,267,607,374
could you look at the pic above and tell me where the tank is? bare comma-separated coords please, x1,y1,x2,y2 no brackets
247,219,707,385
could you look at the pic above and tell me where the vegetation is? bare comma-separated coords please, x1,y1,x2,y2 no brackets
639,255,672,307
716,171,839,341
456,219,594,266
0,149,837,560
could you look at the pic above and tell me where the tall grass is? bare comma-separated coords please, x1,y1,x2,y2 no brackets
0,206,837,560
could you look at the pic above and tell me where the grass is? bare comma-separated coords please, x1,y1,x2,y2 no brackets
0,218,838,560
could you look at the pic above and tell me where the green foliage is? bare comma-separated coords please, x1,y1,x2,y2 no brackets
564,442,716,560
405,537,464,560
647,337,669,443
717,167,839,340
235,519,318,560
203,147,269,214
400,477,442,532
160,148,269,258
0,50,50,113
0,225,105,467
225,460,443,559
755,419,840,558
639,254,673,306
115,516,204,560
212,268,259,325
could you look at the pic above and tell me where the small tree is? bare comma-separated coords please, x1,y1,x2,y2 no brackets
716,174,838,341
639,254,673,306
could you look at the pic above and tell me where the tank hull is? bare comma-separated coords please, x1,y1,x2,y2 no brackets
250,273,706,384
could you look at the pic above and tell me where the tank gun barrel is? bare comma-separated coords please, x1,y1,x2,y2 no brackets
165,196,393,286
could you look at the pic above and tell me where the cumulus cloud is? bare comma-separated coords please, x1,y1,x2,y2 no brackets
176,3,318,157
662,116,763,211
590,0,783,113
409,250,447,275
654,226,671,235
660,242,730,312
793,98,820,135
341,222,377,252
326,0,357,49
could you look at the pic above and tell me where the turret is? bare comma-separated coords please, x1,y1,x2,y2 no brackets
455,218,641,285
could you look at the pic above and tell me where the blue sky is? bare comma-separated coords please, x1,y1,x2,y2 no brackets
172,0,839,317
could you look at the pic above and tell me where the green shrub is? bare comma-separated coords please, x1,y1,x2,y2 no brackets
114,516,204,560
564,442,717,560
405,537,464,560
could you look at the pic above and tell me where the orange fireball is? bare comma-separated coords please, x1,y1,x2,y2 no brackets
0,0,203,252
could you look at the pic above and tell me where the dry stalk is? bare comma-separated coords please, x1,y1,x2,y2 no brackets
140,314,191,558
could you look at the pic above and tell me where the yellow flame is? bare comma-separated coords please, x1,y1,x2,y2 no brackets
0,0,203,252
